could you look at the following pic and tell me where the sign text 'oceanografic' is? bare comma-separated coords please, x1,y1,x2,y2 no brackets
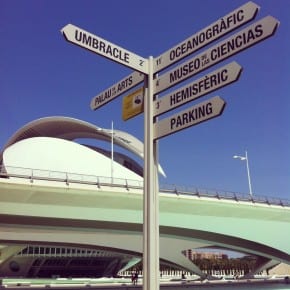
154,1,259,72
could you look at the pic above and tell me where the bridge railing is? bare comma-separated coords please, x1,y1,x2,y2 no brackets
161,184,290,207
0,165,144,189
0,165,289,207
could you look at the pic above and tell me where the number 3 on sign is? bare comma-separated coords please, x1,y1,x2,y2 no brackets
155,100,160,110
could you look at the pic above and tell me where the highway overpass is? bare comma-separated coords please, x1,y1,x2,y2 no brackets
0,170,289,279
0,116,289,279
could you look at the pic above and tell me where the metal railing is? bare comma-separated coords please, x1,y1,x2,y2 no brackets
17,245,127,258
0,165,289,207
162,184,290,207
0,165,143,189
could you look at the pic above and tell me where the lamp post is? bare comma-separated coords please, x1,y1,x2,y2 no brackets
111,121,114,184
96,123,114,183
233,150,253,196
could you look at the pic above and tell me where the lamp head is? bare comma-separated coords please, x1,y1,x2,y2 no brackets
233,155,246,160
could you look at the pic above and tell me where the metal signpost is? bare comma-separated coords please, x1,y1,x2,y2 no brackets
61,3,279,290
61,24,159,290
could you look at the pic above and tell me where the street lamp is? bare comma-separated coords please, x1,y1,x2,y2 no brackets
96,122,114,183
233,151,253,196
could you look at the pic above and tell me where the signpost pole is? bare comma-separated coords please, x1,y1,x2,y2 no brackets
143,56,159,290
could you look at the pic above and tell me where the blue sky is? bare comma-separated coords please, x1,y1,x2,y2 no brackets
0,0,289,200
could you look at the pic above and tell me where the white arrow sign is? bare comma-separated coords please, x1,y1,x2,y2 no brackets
154,1,260,72
155,15,279,94
154,61,242,117
154,96,226,140
61,24,148,74
90,71,144,110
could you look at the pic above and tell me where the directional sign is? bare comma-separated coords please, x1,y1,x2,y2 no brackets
155,15,279,94
154,61,242,117
154,1,260,72
122,87,144,121
61,24,148,74
90,71,144,110
154,96,226,140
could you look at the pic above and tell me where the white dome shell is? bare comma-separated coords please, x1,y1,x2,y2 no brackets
3,137,143,181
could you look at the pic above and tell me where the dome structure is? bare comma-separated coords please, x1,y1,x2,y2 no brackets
3,136,142,181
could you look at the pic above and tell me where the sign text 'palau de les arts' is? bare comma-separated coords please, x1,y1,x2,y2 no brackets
90,71,144,110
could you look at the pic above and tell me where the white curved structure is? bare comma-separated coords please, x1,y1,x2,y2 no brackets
3,137,142,181
1,116,143,158
0,116,165,178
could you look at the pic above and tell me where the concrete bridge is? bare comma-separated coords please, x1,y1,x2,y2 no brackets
0,169,290,279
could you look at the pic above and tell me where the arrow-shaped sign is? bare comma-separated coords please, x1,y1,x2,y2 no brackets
90,71,144,110
154,61,242,117
154,1,260,72
61,24,148,74
155,15,279,94
154,96,226,140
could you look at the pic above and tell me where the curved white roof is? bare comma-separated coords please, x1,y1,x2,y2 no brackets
0,116,166,177
2,116,143,158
